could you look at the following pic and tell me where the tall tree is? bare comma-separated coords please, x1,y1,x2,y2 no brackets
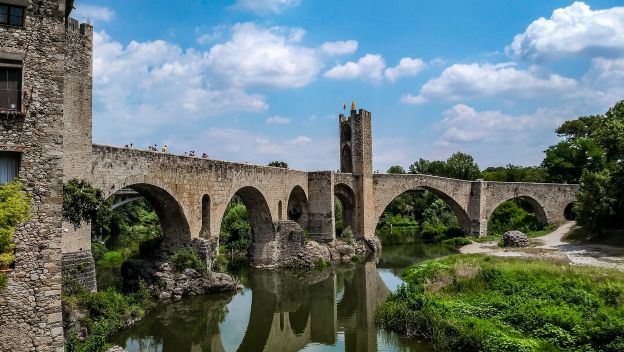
409,152,480,181
387,165,406,174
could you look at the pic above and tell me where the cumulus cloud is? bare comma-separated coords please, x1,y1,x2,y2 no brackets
73,4,115,23
508,2,624,62
321,40,358,56
384,57,425,82
266,115,291,124
401,62,577,104
324,54,386,81
207,23,323,88
92,31,268,142
232,0,300,14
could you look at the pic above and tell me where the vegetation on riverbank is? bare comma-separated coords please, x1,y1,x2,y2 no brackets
376,254,624,352
63,278,154,352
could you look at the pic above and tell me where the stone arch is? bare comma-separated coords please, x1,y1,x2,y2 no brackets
228,186,275,244
564,202,576,221
340,145,353,173
334,183,356,236
118,183,192,249
287,185,309,230
200,194,211,238
487,195,548,225
375,186,472,235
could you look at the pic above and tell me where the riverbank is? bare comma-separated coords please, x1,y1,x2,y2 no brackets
460,222,624,271
376,254,624,352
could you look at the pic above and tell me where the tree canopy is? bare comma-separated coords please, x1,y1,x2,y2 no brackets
409,152,480,180
268,161,288,168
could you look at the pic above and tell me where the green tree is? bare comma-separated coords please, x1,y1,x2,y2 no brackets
63,179,110,229
409,152,480,180
542,137,606,183
220,201,252,253
268,161,288,168
481,165,546,182
387,165,406,174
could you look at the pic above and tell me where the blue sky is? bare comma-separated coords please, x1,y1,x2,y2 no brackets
74,0,624,171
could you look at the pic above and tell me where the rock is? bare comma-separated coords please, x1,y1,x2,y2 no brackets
336,244,355,260
502,230,530,247
105,346,127,352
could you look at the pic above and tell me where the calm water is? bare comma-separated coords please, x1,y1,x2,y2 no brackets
111,242,454,352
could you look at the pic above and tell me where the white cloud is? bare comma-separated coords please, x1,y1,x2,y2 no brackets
402,62,577,104
321,40,358,56
92,31,268,141
324,54,386,81
508,2,624,62
291,136,312,145
73,4,115,23
207,23,323,88
232,0,300,14
580,57,624,109
266,115,291,124
384,57,425,82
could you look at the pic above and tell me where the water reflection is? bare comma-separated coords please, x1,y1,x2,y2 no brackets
112,260,433,352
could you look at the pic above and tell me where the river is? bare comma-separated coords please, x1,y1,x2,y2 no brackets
110,241,454,351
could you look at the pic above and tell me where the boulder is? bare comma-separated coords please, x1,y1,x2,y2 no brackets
502,230,530,247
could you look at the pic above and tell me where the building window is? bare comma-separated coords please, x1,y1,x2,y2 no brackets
0,60,22,114
0,4,24,27
0,152,19,185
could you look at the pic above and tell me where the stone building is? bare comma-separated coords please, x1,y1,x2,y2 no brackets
0,1,90,351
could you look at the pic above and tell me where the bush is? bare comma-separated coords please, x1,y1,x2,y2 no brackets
91,241,107,261
441,237,471,247
341,226,355,245
0,273,6,290
376,255,624,352
170,247,207,273
0,181,31,271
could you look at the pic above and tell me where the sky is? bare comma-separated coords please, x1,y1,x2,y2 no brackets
73,0,624,171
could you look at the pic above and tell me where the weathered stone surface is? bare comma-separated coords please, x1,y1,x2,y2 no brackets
502,230,530,248
105,346,126,352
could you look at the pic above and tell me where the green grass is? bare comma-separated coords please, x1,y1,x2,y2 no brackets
376,254,624,352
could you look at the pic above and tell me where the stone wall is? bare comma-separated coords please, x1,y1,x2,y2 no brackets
62,250,96,290
0,1,71,351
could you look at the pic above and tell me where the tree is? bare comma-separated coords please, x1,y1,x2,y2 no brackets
409,152,480,180
552,99,624,232
268,161,288,168
387,165,406,174
63,179,110,229
481,165,546,183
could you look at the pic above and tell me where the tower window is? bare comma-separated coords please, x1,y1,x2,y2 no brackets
0,60,22,114
0,152,19,185
0,4,24,27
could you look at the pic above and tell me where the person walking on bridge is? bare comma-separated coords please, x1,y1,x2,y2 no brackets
162,145,168,153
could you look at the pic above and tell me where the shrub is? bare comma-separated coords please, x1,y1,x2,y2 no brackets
170,247,207,273
0,181,31,272
314,259,331,269
441,237,472,247
0,273,6,290
91,241,107,261
341,226,355,245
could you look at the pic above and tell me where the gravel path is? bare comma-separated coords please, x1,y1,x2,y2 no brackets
460,222,624,271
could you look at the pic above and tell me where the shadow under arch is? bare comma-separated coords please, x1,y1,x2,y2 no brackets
334,183,356,236
287,185,309,230
564,202,576,221
487,195,548,225
112,183,192,250
377,186,472,235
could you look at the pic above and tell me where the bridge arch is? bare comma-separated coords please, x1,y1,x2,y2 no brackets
225,186,275,245
334,183,356,236
486,195,548,225
106,182,192,250
287,185,309,230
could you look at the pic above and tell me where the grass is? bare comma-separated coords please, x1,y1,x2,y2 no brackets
376,254,624,352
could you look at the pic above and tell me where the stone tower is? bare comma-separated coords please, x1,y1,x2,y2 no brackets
0,1,92,350
338,108,376,238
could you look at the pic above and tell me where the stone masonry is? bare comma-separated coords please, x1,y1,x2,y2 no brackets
0,2,579,350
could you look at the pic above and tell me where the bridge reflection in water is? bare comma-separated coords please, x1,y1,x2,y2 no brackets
112,261,432,352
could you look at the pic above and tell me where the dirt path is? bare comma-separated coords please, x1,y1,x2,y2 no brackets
460,222,624,271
